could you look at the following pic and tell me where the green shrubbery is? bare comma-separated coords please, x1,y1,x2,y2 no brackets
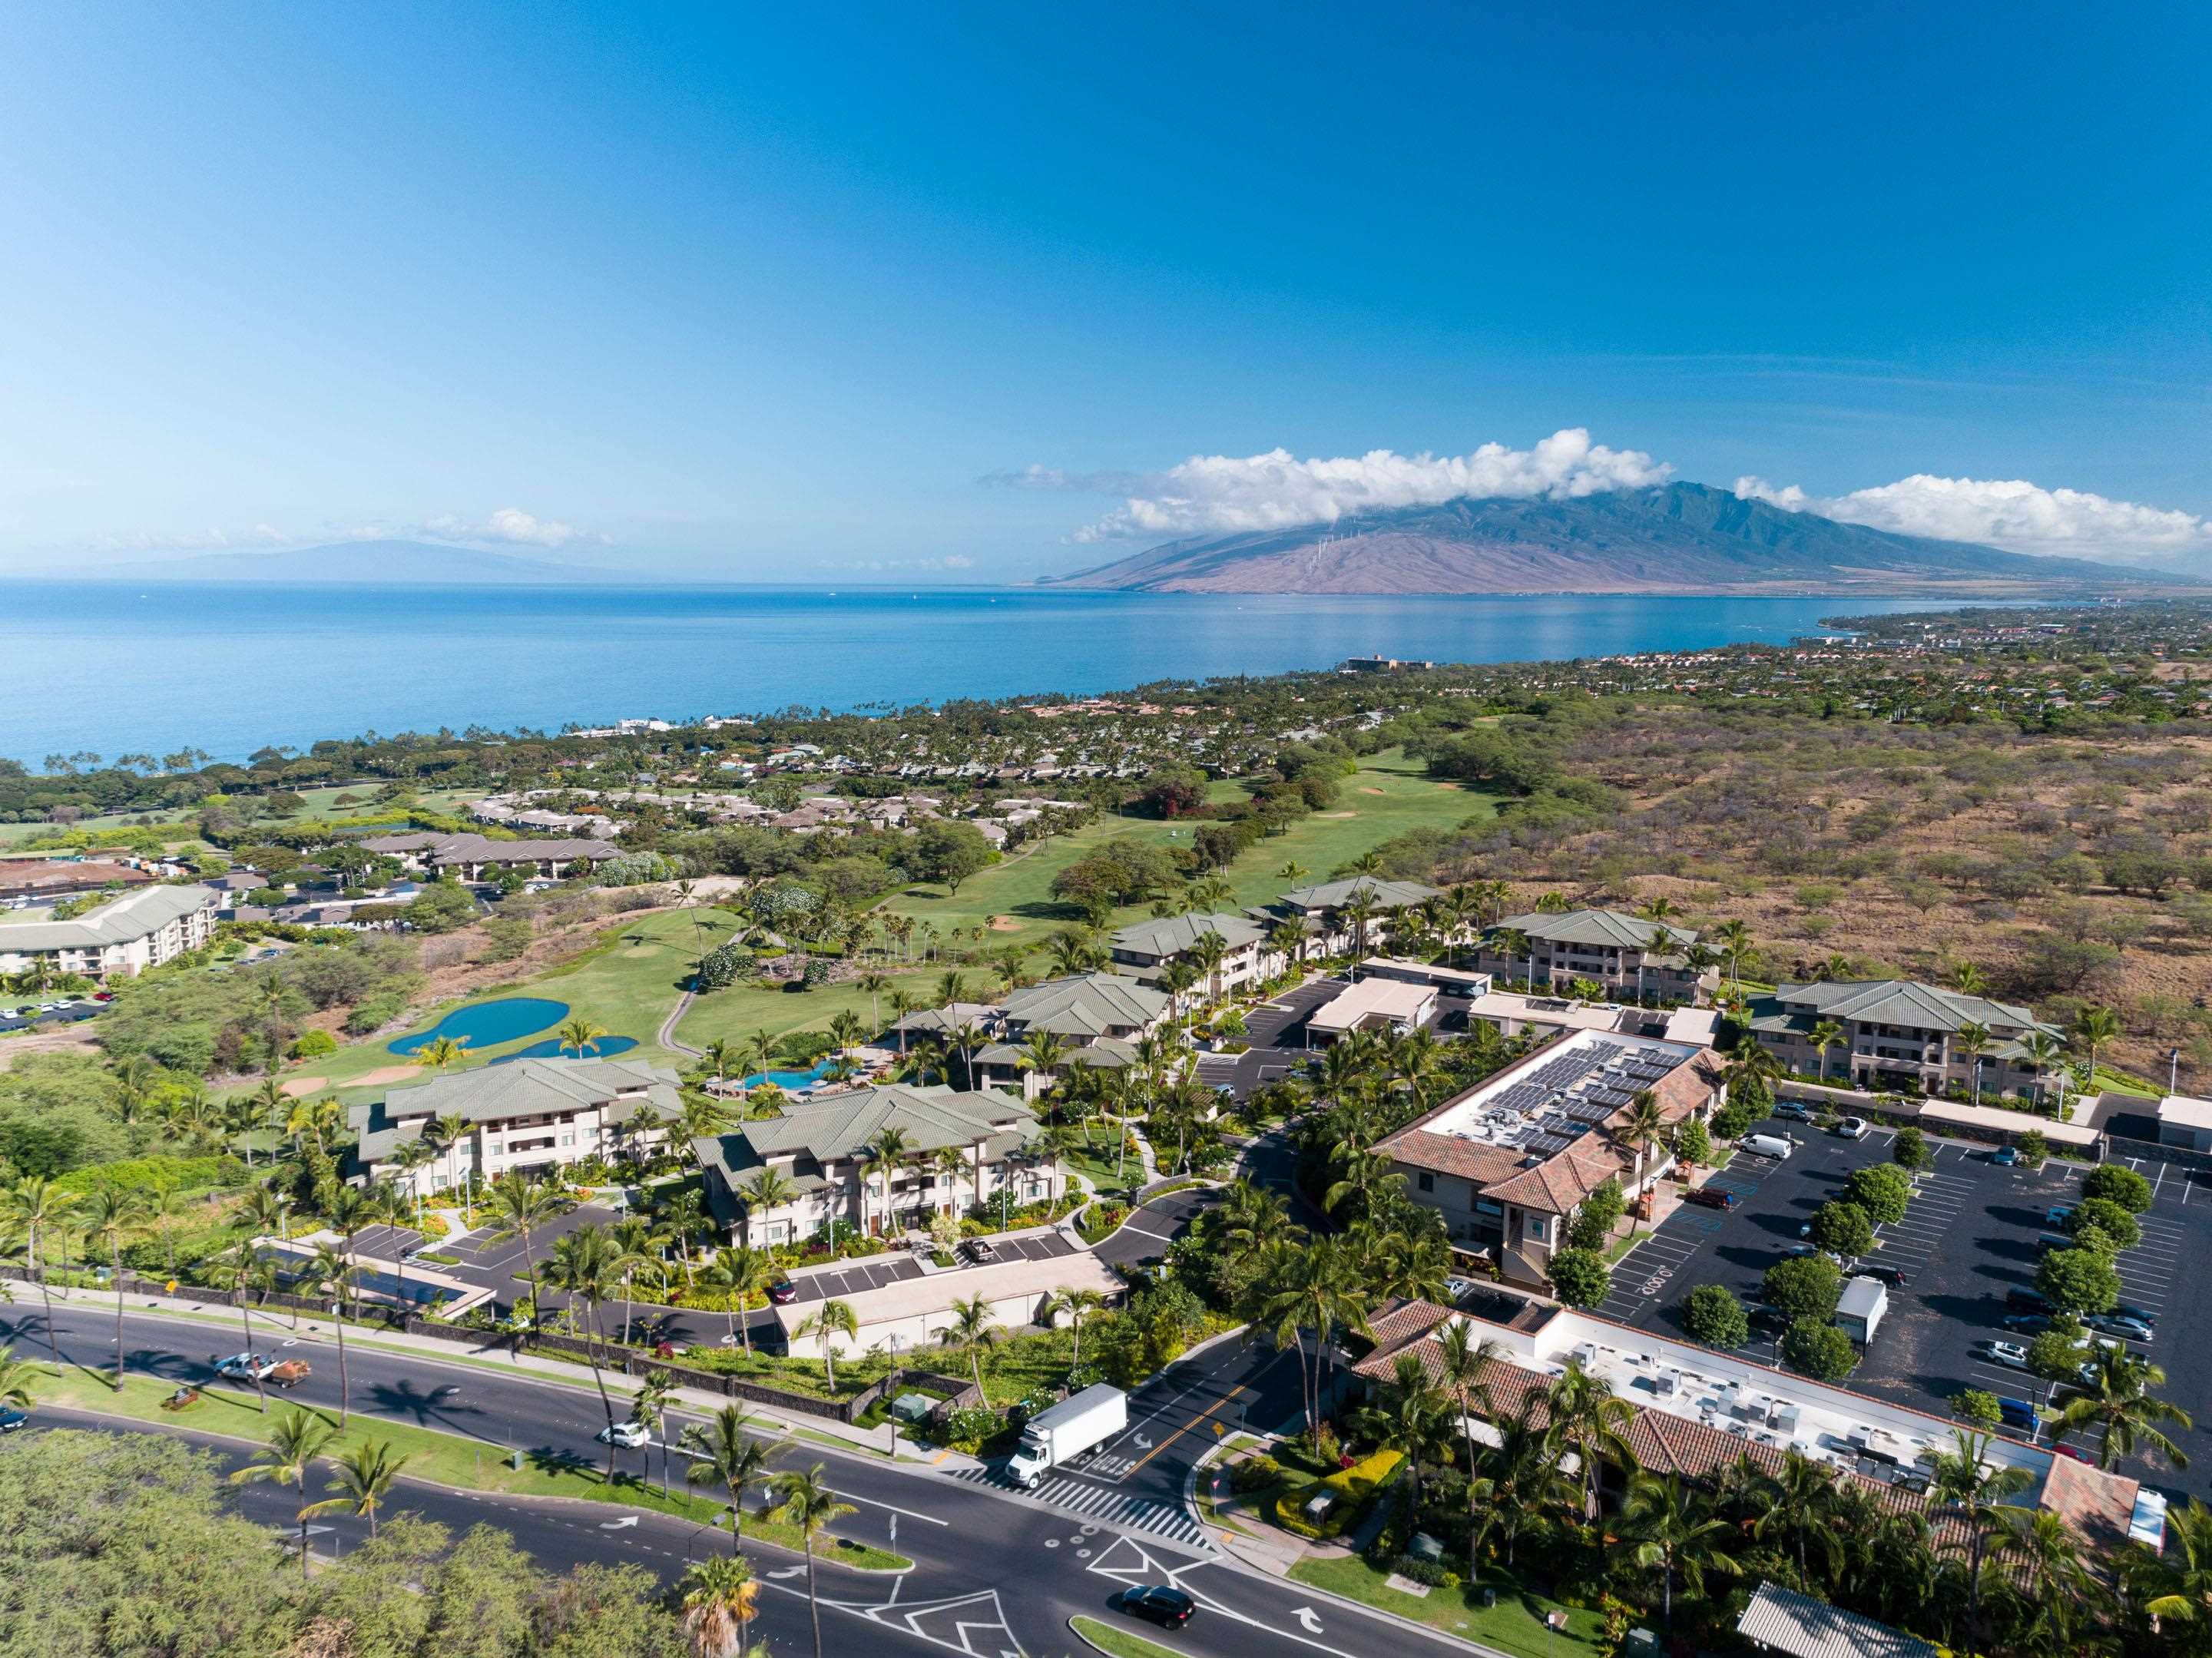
1273,1448,1402,1539
52,1154,240,1196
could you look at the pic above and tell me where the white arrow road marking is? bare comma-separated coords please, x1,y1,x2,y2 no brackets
1133,1433,1153,1448
1293,1607,1323,1633
1087,1537,1357,1658
767,1566,809,1580
597,1515,638,1531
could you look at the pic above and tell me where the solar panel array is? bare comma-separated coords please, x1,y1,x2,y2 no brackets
1442,1035,1687,1153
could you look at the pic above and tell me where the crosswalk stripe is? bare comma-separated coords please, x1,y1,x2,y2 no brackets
950,1465,1213,1548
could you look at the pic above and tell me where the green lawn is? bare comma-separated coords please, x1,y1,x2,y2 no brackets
1286,1555,1606,1658
0,786,485,851
1071,1615,1182,1658
878,749,1494,940
25,1359,909,1568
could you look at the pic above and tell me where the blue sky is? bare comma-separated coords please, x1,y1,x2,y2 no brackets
3,2,2207,578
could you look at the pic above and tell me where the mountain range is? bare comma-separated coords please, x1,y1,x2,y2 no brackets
78,540,618,585
1043,482,2181,595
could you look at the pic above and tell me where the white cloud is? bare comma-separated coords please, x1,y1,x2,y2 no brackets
424,507,592,548
1066,429,1673,541
1734,473,2211,560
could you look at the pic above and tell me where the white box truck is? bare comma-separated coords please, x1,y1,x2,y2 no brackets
1005,1382,1128,1488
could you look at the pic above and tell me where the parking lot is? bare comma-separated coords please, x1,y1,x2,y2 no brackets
1603,1115,2212,1499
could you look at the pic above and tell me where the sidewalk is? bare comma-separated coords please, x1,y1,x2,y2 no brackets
36,1280,984,1472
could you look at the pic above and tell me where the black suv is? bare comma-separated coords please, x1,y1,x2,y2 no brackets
1120,1587,1196,1628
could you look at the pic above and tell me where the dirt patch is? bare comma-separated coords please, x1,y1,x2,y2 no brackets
280,1076,327,1097
0,1028,100,1070
1358,787,1386,796
1317,811,1359,819
987,917,1025,932
346,1064,426,1090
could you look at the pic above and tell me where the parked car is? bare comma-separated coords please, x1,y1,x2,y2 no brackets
1118,1587,1196,1629
0,1406,28,1433
961,1237,999,1266
1831,1117,1870,1140
2114,1301,2158,1327
2005,1287,2051,1313
1681,1186,1737,1210
2001,1313,2053,1333
1772,1101,1815,1124
597,1420,651,1448
767,1281,799,1305
1997,1397,2039,1432
2083,1313,2154,1342
1982,1341,2031,1371
1990,1147,2021,1167
2053,1444,2094,1464
2045,1205,2075,1227
1859,1263,1909,1288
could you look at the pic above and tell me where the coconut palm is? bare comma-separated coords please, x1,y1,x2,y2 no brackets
1750,1448,1846,1585
1955,1020,1992,1104
704,1244,777,1357
1435,1316,1501,1539
860,1125,919,1237
774,1463,856,1658
2072,1004,2122,1088
557,1016,608,1058
203,1251,278,1411
2136,1496,2212,1637
1927,1428,2033,1646
1016,1030,1071,1095
76,1186,148,1391
1621,1090,1668,1234
736,1167,797,1249
541,1223,628,1461
413,1034,471,1073
485,1176,574,1298
1810,1018,1846,1083
1546,1357,1639,1537
630,1367,679,1494
946,1294,999,1394
681,1405,791,1551
1952,960,1988,995
230,1406,340,1577
426,1110,475,1205
303,1241,357,1423
1466,1401,1558,1568
700,1037,738,1084
742,1029,780,1095
1709,918,1753,989
303,1438,411,1537
678,1553,763,1658
5,1176,68,1366
827,1009,866,1061
1995,1507,2101,1655
1614,1473,1742,1631
1040,1286,1107,1372
797,1298,859,1392
2020,1031,2068,1109
2055,1345,2193,1471
1492,925,1533,991
1356,1352,1455,1513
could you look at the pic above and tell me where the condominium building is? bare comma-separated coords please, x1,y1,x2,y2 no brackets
694,1084,1058,1248
0,883,219,981
1745,980,2064,1099
970,971,1171,1097
1476,909,1714,1003
1260,876,1442,958
1376,1029,1726,1289
348,1058,684,1194
1109,911,1276,996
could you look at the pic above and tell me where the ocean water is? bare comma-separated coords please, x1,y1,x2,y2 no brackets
0,582,1944,765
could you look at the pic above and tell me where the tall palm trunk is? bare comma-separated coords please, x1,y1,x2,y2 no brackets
31,1226,63,1368
240,1292,268,1412
803,1535,824,1658
109,1236,127,1390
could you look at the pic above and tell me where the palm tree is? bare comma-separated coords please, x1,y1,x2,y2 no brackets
1995,1507,2101,1655
5,1176,68,1366
1927,1428,2033,1647
304,1240,357,1423
1016,1030,1071,1097
1041,1286,1106,1372
1342,892,1379,966
1955,1019,1992,1104
1187,930,1230,1002
541,1223,628,1462
1709,918,1753,990
706,1244,776,1356
1621,1089,1667,1233
0,1345,41,1412
2137,1496,2212,1636
1751,1449,1846,1585
230,1406,340,1577
1952,960,1988,995
204,1250,277,1411
427,1110,475,1206
1614,1473,1741,1631
773,1464,856,1658
1434,1318,1499,1567
2072,1004,2122,1089
486,1177,574,1299
303,1437,411,1537
798,1299,859,1392
736,1167,797,1249
1358,1352,1454,1513
1466,1401,1558,1568
860,1126,918,1237
558,1016,609,1058
678,1553,763,1658
827,1009,866,1061
742,1029,780,1095
946,1294,999,1394
78,1186,148,1390
1810,1018,1846,1083
1492,925,1533,991
2055,1345,2193,1470
1253,1236,1371,1442
700,1037,738,1084
630,1367,680,1494
1544,1358,1639,1558
2021,1031,2068,1110
886,988,918,1053
682,1405,791,1551
413,1033,471,1073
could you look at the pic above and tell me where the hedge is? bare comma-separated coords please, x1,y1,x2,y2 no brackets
1273,1448,1403,1539
53,1155,242,1196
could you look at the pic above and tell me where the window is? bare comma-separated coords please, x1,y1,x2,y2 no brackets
1416,1171,1435,1193
1527,1216,1548,1243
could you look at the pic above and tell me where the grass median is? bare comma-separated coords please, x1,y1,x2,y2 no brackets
1287,1555,1604,1658
1069,1615,1182,1658
22,1361,910,1571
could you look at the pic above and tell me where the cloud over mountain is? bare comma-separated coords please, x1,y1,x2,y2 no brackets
1067,429,1673,541
1733,472,2210,561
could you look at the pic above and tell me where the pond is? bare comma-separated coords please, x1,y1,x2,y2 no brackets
491,1034,642,1065
386,996,569,1056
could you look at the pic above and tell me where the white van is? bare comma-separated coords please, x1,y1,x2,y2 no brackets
1742,1133,1795,1161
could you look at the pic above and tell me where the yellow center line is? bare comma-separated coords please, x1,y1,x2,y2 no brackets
1126,1380,1252,1475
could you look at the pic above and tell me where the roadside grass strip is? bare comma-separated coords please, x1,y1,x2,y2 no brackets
1286,1555,1606,1658
1069,1615,1181,1658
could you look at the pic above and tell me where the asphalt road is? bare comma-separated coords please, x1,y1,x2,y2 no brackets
5,1297,1500,1658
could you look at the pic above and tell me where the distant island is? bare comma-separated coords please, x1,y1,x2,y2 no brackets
1043,481,2186,597
77,538,621,585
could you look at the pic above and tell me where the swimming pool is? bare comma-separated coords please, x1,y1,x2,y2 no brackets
736,1059,837,1090
491,1034,641,1065
387,997,569,1056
